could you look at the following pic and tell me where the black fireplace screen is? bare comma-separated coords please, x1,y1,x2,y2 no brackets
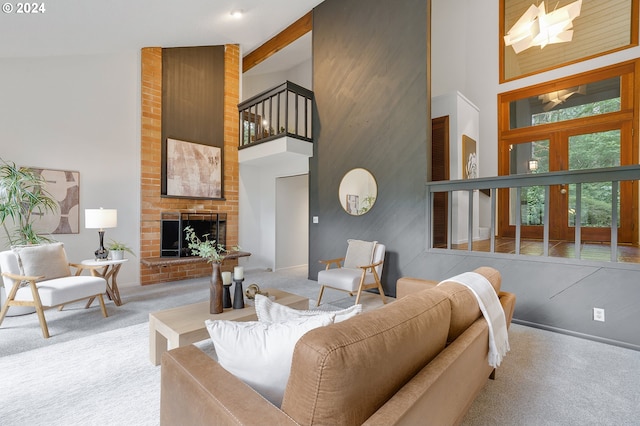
161,212,227,257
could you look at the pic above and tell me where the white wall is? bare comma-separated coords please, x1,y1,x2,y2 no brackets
243,58,312,99
276,174,309,269
0,52,141,286
239,157,310,271
432,91,481,242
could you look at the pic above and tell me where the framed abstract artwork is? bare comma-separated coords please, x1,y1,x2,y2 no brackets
30,168,80,234
462,135,477,180
165,138,222,199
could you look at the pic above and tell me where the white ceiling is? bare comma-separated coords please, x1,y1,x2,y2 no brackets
0,0,321,72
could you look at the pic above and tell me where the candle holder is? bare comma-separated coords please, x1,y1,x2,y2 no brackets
233,278,245,309
222,284,232,308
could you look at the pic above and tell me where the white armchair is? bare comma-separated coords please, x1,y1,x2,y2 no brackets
316,239,387,306
0,243,108,338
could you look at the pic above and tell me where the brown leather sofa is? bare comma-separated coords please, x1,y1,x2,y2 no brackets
160,267,516,425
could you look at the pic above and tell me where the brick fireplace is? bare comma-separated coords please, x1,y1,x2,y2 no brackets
139,45,240,285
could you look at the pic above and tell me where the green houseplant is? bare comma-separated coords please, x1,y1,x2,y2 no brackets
0,159,58,246
184,226,240,314
106,239,136,260
184,226,230,263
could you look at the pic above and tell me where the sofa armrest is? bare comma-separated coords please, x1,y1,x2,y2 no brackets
161,345,297,426
396,277,439,299
498,291,517,328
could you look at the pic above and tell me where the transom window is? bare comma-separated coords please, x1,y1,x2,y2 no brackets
509,76,621,129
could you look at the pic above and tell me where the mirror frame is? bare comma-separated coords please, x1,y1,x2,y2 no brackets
339,168,378,216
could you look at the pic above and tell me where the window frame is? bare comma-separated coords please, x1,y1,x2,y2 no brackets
497,60,639,244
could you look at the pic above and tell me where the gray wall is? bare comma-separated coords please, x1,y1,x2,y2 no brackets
309,0,430,296
308,0,640,351
401,251,640,350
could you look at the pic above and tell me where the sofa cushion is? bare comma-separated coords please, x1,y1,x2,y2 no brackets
281,289,451,425
205,315,335,407
13,275,106,306
255,294,362,323
471,266,502,293
431,282,481,343
13,243,71,281
434,266,503,343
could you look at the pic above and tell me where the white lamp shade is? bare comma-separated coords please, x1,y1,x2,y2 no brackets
85,208,118,229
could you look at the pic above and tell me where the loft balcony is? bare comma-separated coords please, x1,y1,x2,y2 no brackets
238,81,314,165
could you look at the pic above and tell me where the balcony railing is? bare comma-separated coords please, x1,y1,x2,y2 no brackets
238,81,314,149
426,165,640,263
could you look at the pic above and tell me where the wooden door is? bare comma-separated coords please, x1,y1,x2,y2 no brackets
431,116,449,246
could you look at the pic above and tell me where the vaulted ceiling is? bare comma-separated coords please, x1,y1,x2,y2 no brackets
0,0,323,62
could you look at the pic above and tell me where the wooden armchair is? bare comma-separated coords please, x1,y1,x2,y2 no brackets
0,243,108,338
316,239,386,306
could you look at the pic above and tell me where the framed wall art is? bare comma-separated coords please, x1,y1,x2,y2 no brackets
346,194,359,215
462,135,477,179
30,168,80,234
165,138,222,199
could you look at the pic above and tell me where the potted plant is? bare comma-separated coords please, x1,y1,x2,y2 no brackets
184,226,240,314
0,159,58,246
106,239,136,261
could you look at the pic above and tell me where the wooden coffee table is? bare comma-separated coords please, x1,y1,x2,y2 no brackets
149,288,308,365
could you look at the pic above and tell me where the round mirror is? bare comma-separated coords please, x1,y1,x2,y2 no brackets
339,168,377,216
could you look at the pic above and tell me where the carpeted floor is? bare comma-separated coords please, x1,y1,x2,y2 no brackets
1,267,639,425
461,324,640,425
1,322,158,426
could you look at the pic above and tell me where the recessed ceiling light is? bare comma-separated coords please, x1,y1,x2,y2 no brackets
230,9,243,19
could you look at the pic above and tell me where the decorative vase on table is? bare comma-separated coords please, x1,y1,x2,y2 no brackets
210,262,224,314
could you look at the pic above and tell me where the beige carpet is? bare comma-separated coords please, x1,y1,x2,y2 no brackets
1,266,638,425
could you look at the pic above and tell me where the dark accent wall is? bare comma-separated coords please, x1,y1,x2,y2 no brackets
161,46,225,195
309,0,430,296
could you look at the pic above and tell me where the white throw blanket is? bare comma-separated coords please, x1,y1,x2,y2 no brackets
438,272,510,367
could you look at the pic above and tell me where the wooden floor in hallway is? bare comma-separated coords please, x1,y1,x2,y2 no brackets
441,238,640,264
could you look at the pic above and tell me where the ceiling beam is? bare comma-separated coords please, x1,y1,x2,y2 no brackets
243,11,312,73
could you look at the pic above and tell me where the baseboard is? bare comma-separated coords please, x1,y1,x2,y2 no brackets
512,319,640,352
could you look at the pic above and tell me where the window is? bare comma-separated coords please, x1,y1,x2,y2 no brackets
500,0,638,81
498,60,638,243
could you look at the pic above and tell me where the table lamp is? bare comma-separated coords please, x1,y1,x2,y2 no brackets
85,208,117,260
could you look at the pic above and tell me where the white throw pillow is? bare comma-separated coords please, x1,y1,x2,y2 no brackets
343,239,377,268
255,294,362,323
12,242,71,281
205,314,335,407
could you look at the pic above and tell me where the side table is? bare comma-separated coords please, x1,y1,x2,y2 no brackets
81,258,128,307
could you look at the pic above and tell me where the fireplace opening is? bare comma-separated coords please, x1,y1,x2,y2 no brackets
161,212,227,257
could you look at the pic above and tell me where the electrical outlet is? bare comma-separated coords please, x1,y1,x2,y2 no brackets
593,307,605,322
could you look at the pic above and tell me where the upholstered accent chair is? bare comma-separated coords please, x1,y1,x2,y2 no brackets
0,243,108,338
316,239,386,306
